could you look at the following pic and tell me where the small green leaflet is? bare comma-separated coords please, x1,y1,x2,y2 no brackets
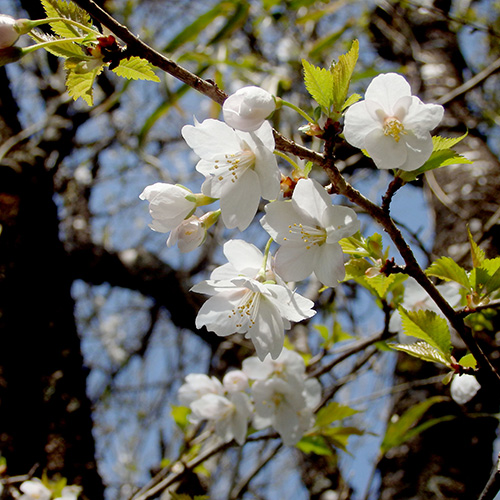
398,307,452,360
390,341,452,367
112,57,160,82
426,256,471,289
65,59,104,106
315,402,359,428
295,435,333,456
331,39,359,116
468,227,485,268
302,59,334,110
29,30,86,59
41,0,95,38
459,353,477,369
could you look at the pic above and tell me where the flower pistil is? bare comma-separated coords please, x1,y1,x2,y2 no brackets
383,116,406,142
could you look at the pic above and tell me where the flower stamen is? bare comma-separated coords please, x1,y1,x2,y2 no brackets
383,117,406,142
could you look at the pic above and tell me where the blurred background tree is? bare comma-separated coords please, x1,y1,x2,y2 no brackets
1,0,500,499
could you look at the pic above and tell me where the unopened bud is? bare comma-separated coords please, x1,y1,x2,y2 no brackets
0,14,20,49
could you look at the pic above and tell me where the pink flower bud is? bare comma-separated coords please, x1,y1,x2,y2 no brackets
0,15,19,49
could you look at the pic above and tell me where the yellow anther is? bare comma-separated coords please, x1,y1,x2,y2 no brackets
383,117,406,142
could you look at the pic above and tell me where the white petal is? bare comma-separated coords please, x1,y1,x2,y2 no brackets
248,297,285,360
261,200,299,242
265,284,316,323
253,142,280,201
222,239,264,275
191,394,233,420
242,356,275,380
292,178,331,222
403,98,444,137
274,245,315,282
398,132,434,171
313,243,346,286
323,205,360,242
365,128,408,169
450,374,481,404
220,169,261,230
182,119,242,158
343,100,381,148
364,73,411,112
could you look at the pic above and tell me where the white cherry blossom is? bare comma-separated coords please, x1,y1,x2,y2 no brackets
252,376,321,445
190,391,252,445
261,178,360,286
181,119,280,231
343,73,444,171
191,239,316,360
167,215,206,253
223,86,276,132
0,15,19,49
177,373,223,406
450,374,481,404
139,182,196,233
19,479,52,500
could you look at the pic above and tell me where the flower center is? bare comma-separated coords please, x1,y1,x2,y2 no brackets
229,289,261,329
213,148,256,184
284,223,327,249
383,117,406,142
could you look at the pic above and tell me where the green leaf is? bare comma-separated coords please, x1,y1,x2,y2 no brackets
65,59,104,105
171,405,190,431
398,308,452,359
426,257,471,289
341,92,361,111
389,341,452,367
468,227,485,268
399,148,472,182
470,257,500,293
432,131,468,152
362,273,397,298
484,265,500,296
316,402,358,428
41,0,95,38
380,396,446,454
344,258,371,280
322,426,364,453
295,435,333,456
459,353,477,369
331,39,359,116
302,59,334,110
29,30,86,59
112,57,160,82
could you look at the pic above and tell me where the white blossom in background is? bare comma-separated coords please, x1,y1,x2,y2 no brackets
19,479,52,500
450,374,481,404
0,15,19,49
178,373,223,406
223,86,276,132
389,277,462,343
192,240,316,360
60,486,82,500
139,182,196,232
343,73,444,171
261,178,360,287
182,119,280,231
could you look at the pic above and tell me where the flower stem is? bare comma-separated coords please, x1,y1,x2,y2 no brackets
279,99,316,123
274,150,301,171
26,17,99,36
258,238,274,280
21,36,90,55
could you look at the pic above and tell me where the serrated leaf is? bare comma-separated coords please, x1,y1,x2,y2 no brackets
363,273,397,298
399,149,472,182
41,0,94,38
302,59,334,110
341,92,362,111
331,39,359,115
432,131,468,152
30,30,86,59
468,227,485,268
380,395,446,453
316,402,359,428
470,257,500,293
390,341,452,367
459,353,477,369
344,258,371,280
426,257,471,289
112,57,160,82
66,61,103,105
295,435,333,456
399,308,452,358
484,265,500,296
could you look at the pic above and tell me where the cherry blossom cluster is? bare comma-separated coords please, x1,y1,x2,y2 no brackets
178,348,321,446
3,478,81,500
